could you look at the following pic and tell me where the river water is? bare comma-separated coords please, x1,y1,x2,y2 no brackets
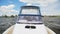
0,16,60,34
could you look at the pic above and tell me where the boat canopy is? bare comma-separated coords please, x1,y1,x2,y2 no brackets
19,6,41,16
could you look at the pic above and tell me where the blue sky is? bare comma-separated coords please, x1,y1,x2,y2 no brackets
0,0,60,16
0,0,25,10
0,0,26,16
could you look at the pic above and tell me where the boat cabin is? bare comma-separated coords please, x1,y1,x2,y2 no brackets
17,6,43,24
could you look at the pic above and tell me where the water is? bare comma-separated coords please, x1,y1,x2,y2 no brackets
42,17,60,29
42,16,60,34
0,17,17,34
0,16,60,34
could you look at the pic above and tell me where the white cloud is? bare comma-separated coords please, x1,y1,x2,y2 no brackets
19,0,60,16
20,0,57,3
40,2,60,16
0,4,19,16
20,0,58,7
26,3,32,6
7,4,15,9
0,4,15,10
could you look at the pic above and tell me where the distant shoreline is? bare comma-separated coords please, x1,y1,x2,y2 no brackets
0,16,60,18
0,15,17,18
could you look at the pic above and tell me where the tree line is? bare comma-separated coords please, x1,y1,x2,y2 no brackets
2,15,17,18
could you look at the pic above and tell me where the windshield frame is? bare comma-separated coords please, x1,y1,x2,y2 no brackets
19,6,41,16
17,6,43,24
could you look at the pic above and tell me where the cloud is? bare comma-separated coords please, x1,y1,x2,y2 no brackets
0,4,15,10
20,0,57,3
26,3,33,5
40,2,60,16
0,4,19,16
20,0,58,7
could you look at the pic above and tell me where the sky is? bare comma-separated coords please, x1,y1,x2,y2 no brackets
0,0,60,16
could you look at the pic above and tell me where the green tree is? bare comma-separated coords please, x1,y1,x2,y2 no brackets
11,15,14,17
4,15,8,18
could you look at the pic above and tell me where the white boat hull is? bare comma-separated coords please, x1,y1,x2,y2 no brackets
3,24,56,34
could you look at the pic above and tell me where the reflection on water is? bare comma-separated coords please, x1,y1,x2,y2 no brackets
0,16,60,34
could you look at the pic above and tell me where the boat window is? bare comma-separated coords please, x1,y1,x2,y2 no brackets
21,8,39,15
17,16,42,24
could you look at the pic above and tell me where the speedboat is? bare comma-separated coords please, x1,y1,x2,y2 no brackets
3,6,56,34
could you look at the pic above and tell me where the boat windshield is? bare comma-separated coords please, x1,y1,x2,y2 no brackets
17,6,42,24
21,8,39,15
